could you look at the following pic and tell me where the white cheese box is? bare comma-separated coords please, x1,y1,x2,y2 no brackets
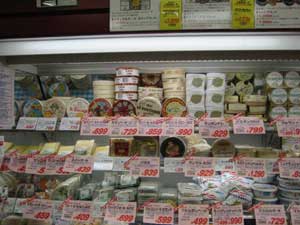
206,73,226,90
186,73,206,91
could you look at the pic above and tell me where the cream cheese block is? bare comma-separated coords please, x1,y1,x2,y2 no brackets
284,71,300,88
289,87,300,105
227,103,247,112
225,95,239,103
137,97,162,117
266,72,283,88
43,97,66,119
67,98,89,117
269,88,288,105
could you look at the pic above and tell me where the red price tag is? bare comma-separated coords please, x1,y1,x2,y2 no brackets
80,117,111,136
236,158,266,178
8,154,27,173
199,118,230,139
45,156,69,175
233,117,265,134
185,157,215,177
62,200,92,222
111,117,139,136
290,205,300,225
213,205,244,225
146,128,163,135
63,155,94,174
143,203,174,224
255,205,287,225
25,156,47,175
22,199,53,221
277,118,300,137
121,128,138,135
164,117,194,136
139,117,165,136
128,157,160,177
104,202,136,223
16,117,38,130
92,127,109,135
279,158,300,179
178,204,209,225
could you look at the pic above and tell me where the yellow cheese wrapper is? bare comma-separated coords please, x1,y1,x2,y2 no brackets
160,0,182,30
232,0,255,29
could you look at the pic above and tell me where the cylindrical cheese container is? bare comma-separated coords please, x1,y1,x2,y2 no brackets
266,72,283,88
137,97,162,117
115,92,138,101
48,82,70,97
88,98,112,117
186,73,206,91
284,71,300,88
206,73,226,90
269,88,288,105
140,73,161,87
116,67,139,77
269,106,287,120
161,97,187,117
43,97,66,119
115,84,138,92
112,100,137,116
289,87,300,105
23,98,44,117
162,68,185,81
288,106,300,117
67,98,89,118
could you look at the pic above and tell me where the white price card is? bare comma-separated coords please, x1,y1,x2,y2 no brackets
59,117,81,131
25,155,47,174
45,155,70,175
23,199,53,221
62,200,92,222
36,118,57,131
213,204,244,225
80,117,111,136
143,203,174,224
184,157,215,177
8,154,27,173
233,117,265,134
164,158,185,173
94,156,114,171
105,202,137,223
277,117,300,137
164,117,194,136
266,158,279,175
290,205,300,225
63,155,94,174
2,198,16,214
199,118,230,138
255,205,287,225
279,158,300,179
91,201,106,218
128,157,160,177
139,117,164,136
236,158,266,178
178,204,209,225
14,198,30,214
16,117,38,130
111,117,139,136
112,157,130,172
215,158,235,172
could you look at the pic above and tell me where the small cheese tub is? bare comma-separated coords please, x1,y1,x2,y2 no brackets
252,183,277,198
254,197,278,204
278,186,300,199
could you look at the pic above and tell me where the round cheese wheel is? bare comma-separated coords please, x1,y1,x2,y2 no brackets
116,67,139,77
161,98,187,117
88,98,112,117
162,69,185,81
289,87,300,105
115,76,139,85
284,71,300,88
112,100,136,116
23,98,44,117
211,139,235,157
270,88,288,105
269,106,287,120
288,106,300,117
93,80,115,86
236,81,254,97
137,97,162,117
43,98,66,119
93,89,115,95
67,98,89,117
266,72,283,88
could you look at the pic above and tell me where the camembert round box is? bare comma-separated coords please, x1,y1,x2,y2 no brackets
67,98,89,117
161,97,187,117
43,98,66,119
23,98,44,117
137,97,162,117
112,100,137,116
284,71,300,88
88,98,112,117
115,84,138,92
162,69,185,81
269,88,288,105
289,87,300,105
266,72,283,88
269,106,287,120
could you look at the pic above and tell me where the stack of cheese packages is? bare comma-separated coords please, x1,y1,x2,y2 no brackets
93,79,115,104
162,69,186,100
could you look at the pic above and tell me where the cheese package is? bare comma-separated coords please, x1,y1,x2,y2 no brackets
249,106,267,114
161,97,188,117
186,90,205,107
236,81,254,97
206,107,224,118
227,103,247,113
22,145,41,155
137,97,162,117
211,139,235,157
113,100,137,116
225,82,236,96
243,95,267,106
269,88,288,105
93,146,109,158
206,73,226,90
116,67,139,77
138,87,163,101
109,138,133,157
284,71,300,88
269,106,287,120
67,97,89,117
115,76,139,85
140,73,162,87
186,73,206,91
236,72,253,81
57,145,74,156
160,137,186,158
205,90,224,107
88,98,112,117
42,97,66,119
188,107,206,119
115,84,138,92
40,142,60,155
226,73,236,81
131,137,159,157
22,99,44,117
3,142,14,152
225,95,239,103
70,75,91,89
288,106,300,117
288,87,300,105
115,92,138,101
74,140,96,156
266,72,283,88
48,82,70,97
162,68,185,81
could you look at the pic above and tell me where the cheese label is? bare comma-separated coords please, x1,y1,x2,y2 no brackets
80,117,111,136
128,157,160,177
22,199,53,221
139,117,164,136
16,117,38,130
63,155,94,174
36,118,57,131
255,205,287,225
111,117,139,136
279,158,300,179
235,157,266,178
143,203,174,224
164,157,185,173
199,118,230,138
105,202,137,223
290,205,300,225
277,117,300,137
164,117,194,136
160,0,182,30
185,157,215,177
59,117,81,131
233,117,265,134
178,204,209,225
25,155,47,175
213,204,244,225
62,200,92,222
232,0,255,29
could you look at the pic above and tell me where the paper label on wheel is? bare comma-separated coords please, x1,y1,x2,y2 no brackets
59,117,81,131
199,118,230,138
178,204,209,225
164,117,194,136
290,205,300,225
233,117,265,134
46,156,70,175
213,204,244,225
139,117,164,136
105,202,136,223
128,157,160,177
16,117,38,130
279,158,300,179
255,205,287,225
25,155,47,174
63,155,94,174
184,157,215,177
62,200,92,222
80,117,111,136
143,203,174,224
23,199,53,221
164,158,185,173
111,117,139,136
236,158,266,178
277,117,300,137
36,117,57,131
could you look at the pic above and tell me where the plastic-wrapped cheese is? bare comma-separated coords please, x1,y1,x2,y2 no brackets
236,81,254,97
206,107,224,118
187,91,205,107
243,95,267,106
225,82,236,96
269,88,288,105
266,72,283,88
74,140,96,156
43,97,66,119
236,72,253,81
284,71,300,88
40,142,60,155
23,98,44,117
288,106,300,117
186,74,206,91
206,90,224,107
206,73,226,90
269,106,287,120
289,87,300,105
137,97,162,117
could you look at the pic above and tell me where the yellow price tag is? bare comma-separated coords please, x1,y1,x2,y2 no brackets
160,0,182,30
232,0,255,29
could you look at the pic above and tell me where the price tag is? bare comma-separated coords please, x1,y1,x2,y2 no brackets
62,200,92,222
178,204,209,225
143,203,174,224
164,158,184,173
91,201,106,218
0,154,10,171
105,202,137,223
16,117,38,130
112,157,130,172
199,118,230,139
139,117,164,136
46,156,69,175
128,157,160,177
213,204,244,225
36,118,57,131
233,117,265,134
8,154,27,173
111,117,139,136
279,158,300,179
164,117,194,136
94,156,113,171
23,199,53,221
215,158,235,172
290,205,300,225
255,205,287,225
266,158,279,175
80,117,111,136
185,157,215,177
2,198,16,214
59,117,81,131
277,117,300,137
160,0,182,30
235,158,266,178
63,155,94,174
25,155,47,174
14,198,30,214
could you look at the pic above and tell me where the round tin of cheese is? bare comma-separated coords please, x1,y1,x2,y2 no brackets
23,98,44,117
270,88,288,105
141,73,162,87
266,72,283,88
115,84,138,92
289,87,300,105
113,100,136,116
43,98,66,119
48,82,70,97
115,76,139,85
160,137,186,157
67,98,89,117
269,106,287,120
116,67,139,77
88,98,112,117
288,106,300,117
70,75,91,89
284,71,300,88
137,97,162,117
115,92,138,101
162,69,185,81
161,98,187,117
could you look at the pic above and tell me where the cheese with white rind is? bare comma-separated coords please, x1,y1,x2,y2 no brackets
269,88,288,105
162,69,185,81
43,97,66,119
284,71,300,88
137,97,162,117
225,82,236,96
188,107,206,118
288,106,300,117
266,72,283,88
236,73,253,81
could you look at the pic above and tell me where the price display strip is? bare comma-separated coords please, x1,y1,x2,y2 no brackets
215,158,235,172
8,154,27,173
233,117,265,134
279,158,300,179
111,117,139,136
62,200,92,222
59,117,81,131
277,117,300,137
25,155,47,175
255,205,287,225
139,117,164,136
199,118,230,138
22,199,53,221
164,157,185,173
184,157,215,177
63,155,94,174
16,117,38,130
164,117,194,136
46,155,69,175
178,204,209,225
290,205,300,225
36,117,57,131
128,157,160,177
235,158,266,178
143,203,174,224
213,204,244,225
80,117,111,136
104,202,137,223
